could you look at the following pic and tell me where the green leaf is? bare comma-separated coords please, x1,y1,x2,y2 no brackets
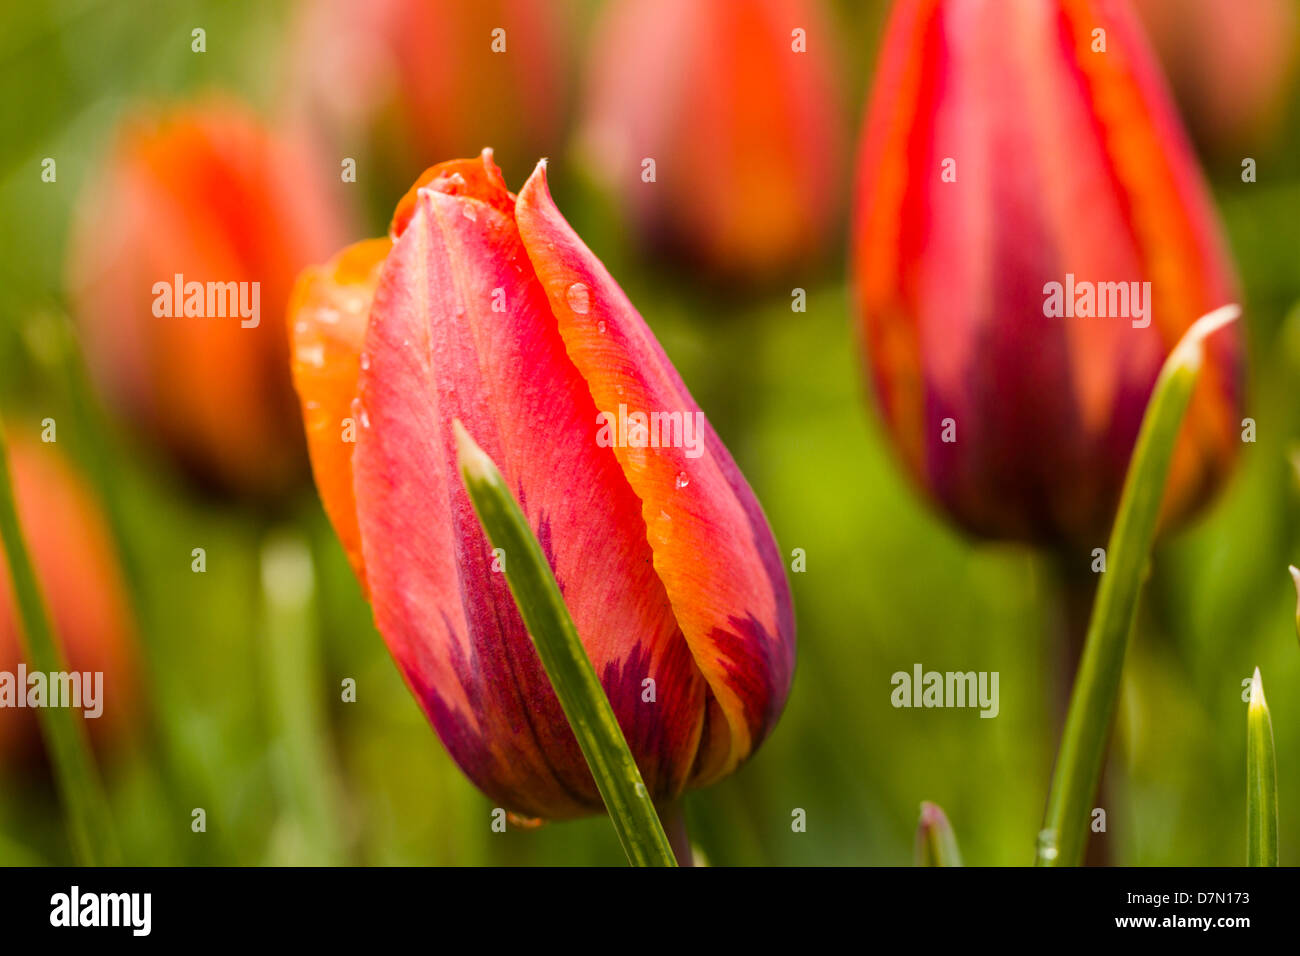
0,417,119,865
1247,667,1278,866
1038,305,1240,867
915,801,963,866
453,420,677,867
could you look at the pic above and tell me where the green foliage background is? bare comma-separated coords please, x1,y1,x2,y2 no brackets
0,0,1298,865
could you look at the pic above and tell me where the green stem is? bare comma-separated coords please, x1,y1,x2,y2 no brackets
259,529,347,865
0,418,119,865
1246,668,1278,866
454,421,676,867
1038,305,1240,867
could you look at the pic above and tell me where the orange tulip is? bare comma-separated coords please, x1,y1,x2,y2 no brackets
579,0,846,277
852,0,1244,547
68,101,348,497
0,436,136,759
289,152,796,819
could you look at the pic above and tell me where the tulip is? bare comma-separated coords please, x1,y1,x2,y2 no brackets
851,0,1244,547
1133,0,1298,153
68,101,348,497
579,0,845,277
289,0,569,182
0,436,136,759
289,150,795,819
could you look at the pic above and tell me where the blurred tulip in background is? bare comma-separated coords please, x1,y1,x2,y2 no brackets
289,151,796,820
289,0,570,185
0,436,136,760
579,0,845,278
67,102,348,498
851,0,1244,547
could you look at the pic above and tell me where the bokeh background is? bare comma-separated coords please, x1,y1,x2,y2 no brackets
0,0,1298,866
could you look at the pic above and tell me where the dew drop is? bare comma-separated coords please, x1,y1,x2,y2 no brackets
674,471,689,489
359,353,371,371
296,343,325,368
596,320,607,334
350,398,371,429
566,282,590,314
462,204,477,222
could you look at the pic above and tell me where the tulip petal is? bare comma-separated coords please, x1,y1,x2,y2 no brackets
288,237,392,585
515,162,795,785
352,156,707,817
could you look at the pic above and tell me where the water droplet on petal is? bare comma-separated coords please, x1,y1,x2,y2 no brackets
674,471,689,489
566,282,590,314
462,204,477,222
297,343,325,368
596,320,607,334
1035,828,1058,863
350,398,370,429
359,353,370,371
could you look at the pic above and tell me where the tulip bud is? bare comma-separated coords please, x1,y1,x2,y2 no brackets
68,102,348,498
579,0,845,277
289,0,569,182
0,436,136,760
290,151,795,819
851,0,1244,547
1133,0,1298,153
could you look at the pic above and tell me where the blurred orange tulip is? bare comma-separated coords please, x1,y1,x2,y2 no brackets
68,102,348,497
0,435,137,760
579,0,846,278
289,0,570,182
1134,0,1298,153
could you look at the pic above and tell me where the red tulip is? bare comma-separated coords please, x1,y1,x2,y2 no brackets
289,0,569,180
289,151,795,819
68,101,348,497
851,0,1244,547
0,436,136,759
1134,0,1298,152
579,0,845,276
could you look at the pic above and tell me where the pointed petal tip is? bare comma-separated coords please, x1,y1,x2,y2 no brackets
519,157,553,206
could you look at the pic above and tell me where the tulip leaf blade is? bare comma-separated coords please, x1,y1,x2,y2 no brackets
0,418,120,866
453,420,678,867
1246,668,1278,866
914,801,963,866
1038,305,1240,867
